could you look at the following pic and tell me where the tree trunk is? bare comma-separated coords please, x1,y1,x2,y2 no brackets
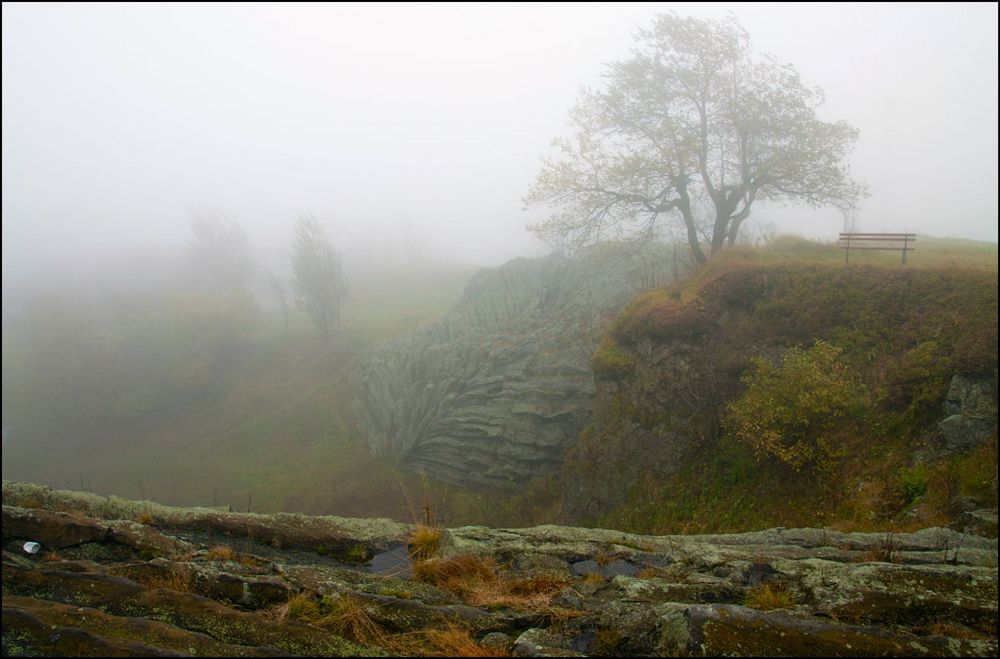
677,182,708,265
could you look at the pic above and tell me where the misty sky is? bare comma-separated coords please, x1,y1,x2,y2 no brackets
3,3,998,284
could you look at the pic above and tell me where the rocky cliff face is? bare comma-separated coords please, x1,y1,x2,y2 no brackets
562,336,723,522
353,245,674,488
3,482,997,657
939,375,998,452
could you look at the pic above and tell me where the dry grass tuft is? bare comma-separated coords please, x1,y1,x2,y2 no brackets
592,628,625,656
388,625,510,657
409,525,443,560
636,567,659,579
864,533,900,563
506,575,570,597
413,555,499,587
204,543,257,566
206,544,238,561
135,510,154,525
269,592,322,623
744,582,795,610
421,626,510,657
921,620,992,640
413,555,568,610
317,595,388,646
41,551,64,563
143,570,192,592
581,572,605,584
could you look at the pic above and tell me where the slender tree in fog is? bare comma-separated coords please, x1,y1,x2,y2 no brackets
189,210,253,301
291,214,347,341
526,12,866,263
267,272,291,333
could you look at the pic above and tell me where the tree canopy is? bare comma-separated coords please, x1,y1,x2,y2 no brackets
525,12,865,263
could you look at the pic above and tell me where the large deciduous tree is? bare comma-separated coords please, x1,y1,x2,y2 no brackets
525,12,865,264
291,213,347,341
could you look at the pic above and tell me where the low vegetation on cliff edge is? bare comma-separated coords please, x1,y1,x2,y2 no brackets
576,236,997,534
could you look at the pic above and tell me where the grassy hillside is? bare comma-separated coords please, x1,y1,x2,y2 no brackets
573,236,998,535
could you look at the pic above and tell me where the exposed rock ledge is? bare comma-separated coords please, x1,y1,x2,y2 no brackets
352,244,673,488
3,481,997,656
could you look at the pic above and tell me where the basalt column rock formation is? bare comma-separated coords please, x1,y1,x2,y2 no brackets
353,244,674,488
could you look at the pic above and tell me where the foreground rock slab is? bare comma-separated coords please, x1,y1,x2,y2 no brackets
3,481,997,657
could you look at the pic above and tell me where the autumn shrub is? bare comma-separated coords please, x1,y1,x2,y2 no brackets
634,298,714,341
899,464,929,504
611,288,714,343
881,340,951,422
696,260,768,310
725,340,869,471
591,337,636,380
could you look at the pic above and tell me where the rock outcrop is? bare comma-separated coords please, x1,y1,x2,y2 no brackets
3,482,998,657
938,375,998,452
353,244,674,488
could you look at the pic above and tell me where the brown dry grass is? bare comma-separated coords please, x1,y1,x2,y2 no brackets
387,625,510,657
20,496,44,509
266,591,510,656
206,544,238,561
863,534,900,563
204,543,257,566
135,510,155,525
744,582,795,610
317,596,388,647
143,570,192,592
592,628,625,656
413,555,568,610
420,626,510,657
920,620,993,640
268,592,322,623
409,525,443,560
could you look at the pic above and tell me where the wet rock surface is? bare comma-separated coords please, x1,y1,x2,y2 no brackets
3,482,998,656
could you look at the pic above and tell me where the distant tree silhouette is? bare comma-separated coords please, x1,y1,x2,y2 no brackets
291,213,347,341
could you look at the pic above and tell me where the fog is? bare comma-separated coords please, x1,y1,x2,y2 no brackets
3,3,997,289
3,2,999,521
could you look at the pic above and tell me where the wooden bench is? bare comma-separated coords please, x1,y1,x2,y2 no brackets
838,232,916,264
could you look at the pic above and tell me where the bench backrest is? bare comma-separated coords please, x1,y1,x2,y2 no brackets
838,233,916,263
838,233,916,251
